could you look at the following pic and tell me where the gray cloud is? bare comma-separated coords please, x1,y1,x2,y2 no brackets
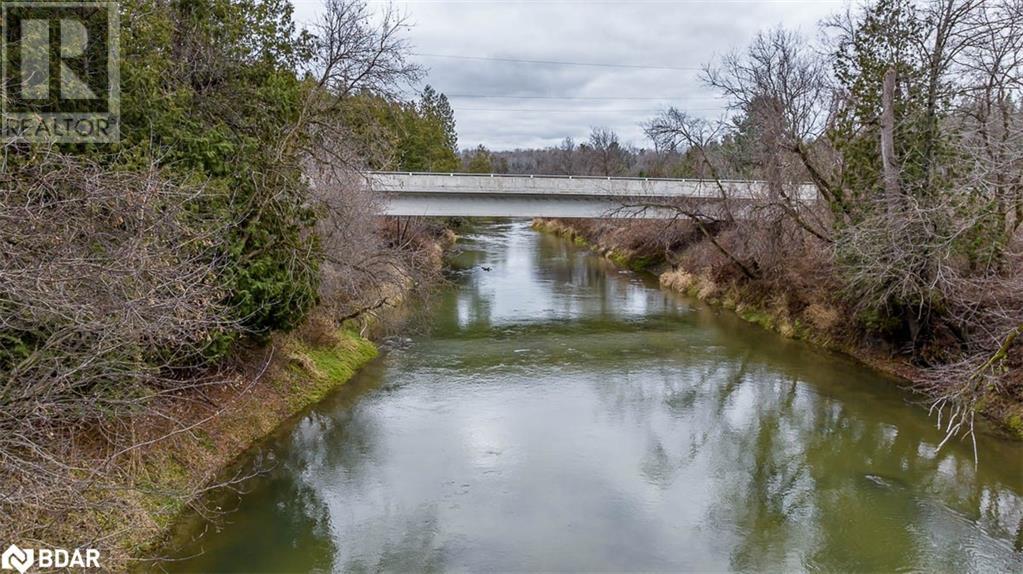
291,0,844,150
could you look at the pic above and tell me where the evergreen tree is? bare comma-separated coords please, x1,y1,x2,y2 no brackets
435,93,458,152
418,85,459,159
829,0,948,213
466,145,494,173
338,90,460,172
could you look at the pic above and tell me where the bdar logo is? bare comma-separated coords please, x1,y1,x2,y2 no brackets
1,545,33,574
0,545,99,572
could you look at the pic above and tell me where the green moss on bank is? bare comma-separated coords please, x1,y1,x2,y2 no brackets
120,329,379,566
290,332,379,408
737,305,776,332
608,250,658,272
1007,414,1023,437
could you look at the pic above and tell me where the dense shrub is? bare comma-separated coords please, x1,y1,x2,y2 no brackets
0,0,451,560
117,0,320,335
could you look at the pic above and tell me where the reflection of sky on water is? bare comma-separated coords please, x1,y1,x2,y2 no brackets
453,224,669,329
167,221,1023,574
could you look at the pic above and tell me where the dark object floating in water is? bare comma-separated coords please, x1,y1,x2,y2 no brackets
862,473,907,490
480,266,492,272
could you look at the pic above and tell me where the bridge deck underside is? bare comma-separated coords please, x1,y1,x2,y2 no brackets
372,172,814,219
382,193,703,219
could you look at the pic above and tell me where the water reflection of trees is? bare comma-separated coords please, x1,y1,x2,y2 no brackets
175,222,1023,572
341,507,448,573
589,344,1023,571
437,223,1022,570
287,400,385,485
167,454,338,573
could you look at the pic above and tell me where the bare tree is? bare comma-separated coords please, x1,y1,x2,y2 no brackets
586,127,634,176
285,0,423,162
953,0,1023,245
555,137,578,175
312,0,421,99
301,0,443,327
704,28,840,235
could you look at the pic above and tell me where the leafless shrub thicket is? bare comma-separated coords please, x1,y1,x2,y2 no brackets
643,106,832,287
305,143,444,332
1,0,443,557
300,0,442,331
0,152,236,542
639,0,1023,449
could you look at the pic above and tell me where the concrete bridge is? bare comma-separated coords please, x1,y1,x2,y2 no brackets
372,172,818,219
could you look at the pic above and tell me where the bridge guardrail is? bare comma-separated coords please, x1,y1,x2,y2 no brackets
371,170,795,186
369,171,820,202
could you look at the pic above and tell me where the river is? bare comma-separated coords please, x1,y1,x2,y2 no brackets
166,221,1023,573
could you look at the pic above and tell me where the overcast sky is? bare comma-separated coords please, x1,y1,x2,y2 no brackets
290,0,845,151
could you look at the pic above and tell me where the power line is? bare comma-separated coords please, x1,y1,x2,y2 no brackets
396,1,838,3
446,94,724,101
456,107,724,113
412,52,701,71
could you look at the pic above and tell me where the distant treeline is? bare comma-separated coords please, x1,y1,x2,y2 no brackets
458,126,759,179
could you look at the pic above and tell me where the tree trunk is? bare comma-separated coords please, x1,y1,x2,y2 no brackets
881,67,902,215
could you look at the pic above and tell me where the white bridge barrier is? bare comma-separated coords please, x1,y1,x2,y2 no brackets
371,171,819,219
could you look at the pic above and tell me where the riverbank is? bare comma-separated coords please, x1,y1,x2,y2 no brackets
130,236,456,569
532,218,1023,440
119,328,379,565
3,229,455,573
160,220,1023,573
3,322,382,573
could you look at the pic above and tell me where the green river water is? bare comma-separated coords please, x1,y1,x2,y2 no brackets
166,221,1023,573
